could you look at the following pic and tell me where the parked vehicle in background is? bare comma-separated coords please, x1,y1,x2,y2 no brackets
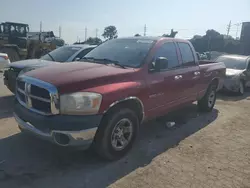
0,22,65,62
216,54,250,95
3,44,96,93
0,53,10,69
13,37,225,160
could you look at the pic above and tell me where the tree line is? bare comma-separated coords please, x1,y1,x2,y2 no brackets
190,29,241,54
75,26,241,55
74,26,179,45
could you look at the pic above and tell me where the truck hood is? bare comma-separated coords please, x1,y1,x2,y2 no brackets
25,62,136,94
9,59,59,69
226,68,244,76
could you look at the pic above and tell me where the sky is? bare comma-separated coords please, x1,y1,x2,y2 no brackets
1,0,249,44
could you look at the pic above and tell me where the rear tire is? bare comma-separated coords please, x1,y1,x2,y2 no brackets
1,48,20,62
198,84,217,112
93,108,139,160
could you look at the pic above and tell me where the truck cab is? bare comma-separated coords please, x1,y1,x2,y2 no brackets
13,37,225,160
0,22,29,61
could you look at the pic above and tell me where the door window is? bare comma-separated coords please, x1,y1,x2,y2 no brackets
153,42,179,70
178,42,195,66
74,47,94,60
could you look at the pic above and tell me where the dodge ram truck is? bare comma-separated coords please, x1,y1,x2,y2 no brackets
13,37,226,160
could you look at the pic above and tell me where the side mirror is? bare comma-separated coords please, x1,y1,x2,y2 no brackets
150,57,168,72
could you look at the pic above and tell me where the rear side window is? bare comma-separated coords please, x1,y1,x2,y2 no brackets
154,42,179,69
178,42,195,66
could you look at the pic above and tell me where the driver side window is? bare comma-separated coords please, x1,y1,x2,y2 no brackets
152,42,179,70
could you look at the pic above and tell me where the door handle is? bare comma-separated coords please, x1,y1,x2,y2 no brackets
174,75,182,80
194,71,200,75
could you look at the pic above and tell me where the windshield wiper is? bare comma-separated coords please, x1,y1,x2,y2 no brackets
95,58,126,69
81,57,126,69
47,53,55,61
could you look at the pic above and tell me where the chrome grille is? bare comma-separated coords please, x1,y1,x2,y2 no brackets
16,75,59,115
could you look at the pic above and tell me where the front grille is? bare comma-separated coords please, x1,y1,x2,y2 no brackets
16,75,59,115
30,85,50,99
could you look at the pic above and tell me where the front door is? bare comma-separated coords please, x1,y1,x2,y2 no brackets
145,41,184,117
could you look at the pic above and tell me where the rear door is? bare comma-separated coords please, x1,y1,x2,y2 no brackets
176,42,200,102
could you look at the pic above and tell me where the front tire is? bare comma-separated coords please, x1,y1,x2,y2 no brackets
93,108,139,160
198,84,217,112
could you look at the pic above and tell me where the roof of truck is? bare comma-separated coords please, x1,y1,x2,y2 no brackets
4,22,28,26
66,44,97,48
118,36,189,43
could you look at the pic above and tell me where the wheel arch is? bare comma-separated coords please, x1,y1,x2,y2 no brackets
210,77,219,89
103,97,145,124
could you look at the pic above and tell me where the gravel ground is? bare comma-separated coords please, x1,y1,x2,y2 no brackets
0,73,250,188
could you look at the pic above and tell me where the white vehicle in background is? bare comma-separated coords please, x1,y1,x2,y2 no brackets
0,53,10,69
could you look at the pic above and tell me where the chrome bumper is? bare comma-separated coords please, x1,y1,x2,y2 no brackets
14,113,97,149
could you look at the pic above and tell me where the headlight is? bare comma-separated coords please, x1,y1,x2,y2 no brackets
60,92,102,115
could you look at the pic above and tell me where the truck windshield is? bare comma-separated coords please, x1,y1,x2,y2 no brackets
216,56,247,70
41,46,81,62
83,38,155,68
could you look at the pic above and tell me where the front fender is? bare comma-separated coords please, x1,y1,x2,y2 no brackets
86,81,146,114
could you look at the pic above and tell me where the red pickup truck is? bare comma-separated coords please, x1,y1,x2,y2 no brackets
13,37,225,160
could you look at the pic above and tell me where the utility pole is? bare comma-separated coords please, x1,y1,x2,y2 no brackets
40,21,42,33
85,27,87,41
226,20,231,37
59,25,61,38
144,24,147,36
235,23,242,39
95,28,98,38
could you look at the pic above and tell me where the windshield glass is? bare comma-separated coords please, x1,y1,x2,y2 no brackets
216,56,247,70
83,38,155,68
41,46,81,62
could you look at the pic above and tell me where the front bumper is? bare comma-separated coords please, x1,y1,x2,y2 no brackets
222,77,241,92
14,102,103,149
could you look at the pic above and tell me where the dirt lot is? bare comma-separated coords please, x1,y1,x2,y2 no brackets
0,72,250,188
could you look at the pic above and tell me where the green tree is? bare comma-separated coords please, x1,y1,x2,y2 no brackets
102,26,118,40
85,37,102,45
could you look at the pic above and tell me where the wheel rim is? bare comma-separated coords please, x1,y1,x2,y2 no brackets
111,118,133,151
208,90,215,108
239,82,244,94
